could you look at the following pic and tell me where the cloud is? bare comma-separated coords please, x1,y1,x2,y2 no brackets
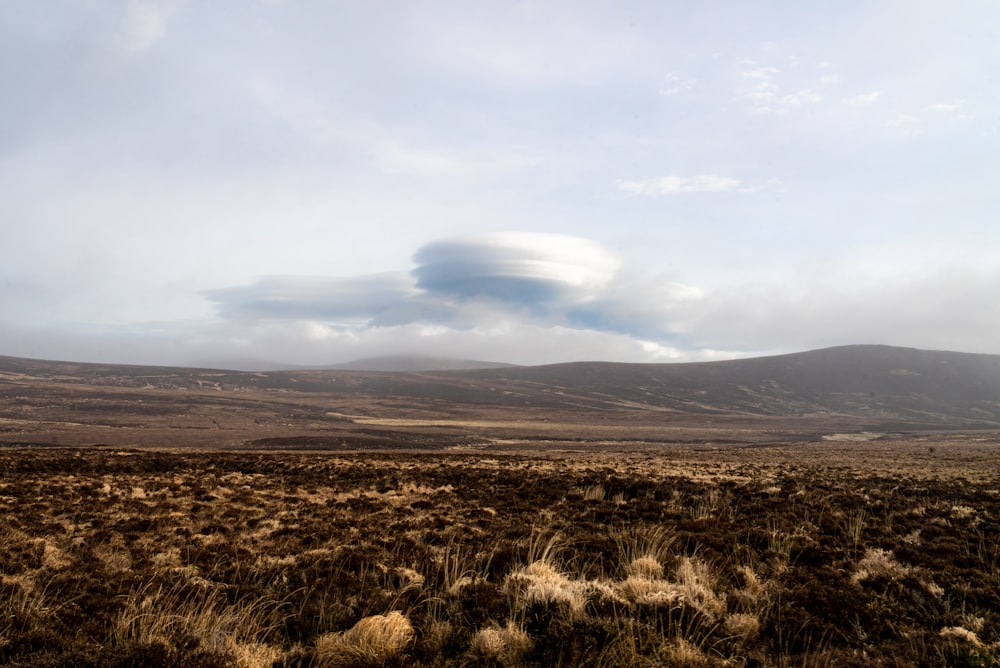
13,233,1000,368
413,233,621,303
737,57,839,115
204,273,416,323
685,265,1000,355
116,0,185,52
618,175,742,195
927,101,964,113
842,91,881,107
742,66,779,80
659,72,696,96
885,114,919,130
205,233,689,344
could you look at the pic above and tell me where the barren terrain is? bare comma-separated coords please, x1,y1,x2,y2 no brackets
1,349,998,666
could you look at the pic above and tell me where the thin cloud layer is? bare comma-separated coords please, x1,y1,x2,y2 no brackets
205,273,415,323
619,176,742,195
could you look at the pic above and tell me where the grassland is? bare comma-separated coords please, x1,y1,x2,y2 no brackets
2,436,998,667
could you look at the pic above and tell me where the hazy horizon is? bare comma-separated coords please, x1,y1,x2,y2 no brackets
3,2,998,368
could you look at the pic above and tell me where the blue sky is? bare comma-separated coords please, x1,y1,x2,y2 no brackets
2,1,998,367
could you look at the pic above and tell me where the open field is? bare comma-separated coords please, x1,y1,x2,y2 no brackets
2,439,999,667
2,351,999,665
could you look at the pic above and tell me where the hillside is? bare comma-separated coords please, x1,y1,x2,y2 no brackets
3,345,1000,425
2,345,1000,451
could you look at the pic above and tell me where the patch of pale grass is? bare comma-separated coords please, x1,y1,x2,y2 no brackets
616,524,675,577
4,577,71,622
95,539,132,575
112,582,276,654
42,540,73,570
616,576,681,607
469,621,533,666
940,626,983,647
625,556,663,580
672,557,726,622
615,556,726,622
723,612,760,639
921,579,945,597
506,560,589,619
152,548,182,571
228,640,284,668
167,564,222,589
851,548,910,585
961,614,986,634
394,567,425,593
728,564,771,613
314,611,414,666
950,505,977,520
661,637,708,667
582,579,629,607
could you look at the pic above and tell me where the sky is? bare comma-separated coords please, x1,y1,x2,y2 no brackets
2,1,999,368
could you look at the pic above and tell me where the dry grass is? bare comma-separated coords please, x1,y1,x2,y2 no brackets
850,548,911,585
111,581,279,659
470,621,533,666
314,611,414,666
0,446,997,666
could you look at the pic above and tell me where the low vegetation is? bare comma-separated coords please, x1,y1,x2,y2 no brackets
1,443,998,667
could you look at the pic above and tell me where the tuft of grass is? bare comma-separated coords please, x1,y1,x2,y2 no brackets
314,610,415,666
469,621,533,666
846,508,867,549
111,581,279,659
615,524,675,576
505,560,589,620
850,548,910,585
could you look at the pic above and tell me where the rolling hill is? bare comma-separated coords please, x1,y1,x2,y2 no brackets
2,345,1000,426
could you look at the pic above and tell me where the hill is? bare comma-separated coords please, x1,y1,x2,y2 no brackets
325,355,515,372
2,345,999,450
3,345,1000,424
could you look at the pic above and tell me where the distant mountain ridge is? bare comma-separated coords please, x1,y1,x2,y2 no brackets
324,355,515,372
3,345,1000,426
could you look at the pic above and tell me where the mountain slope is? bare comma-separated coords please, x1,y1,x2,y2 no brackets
2,345,999,425
451,345,1000,422
326,355,515,372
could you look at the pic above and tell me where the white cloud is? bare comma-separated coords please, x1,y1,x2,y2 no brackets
842,91,881,107
619,175,742,195
742,66,779,80
659,72,696,96
885,114,919,130
116,0,185,52
927,101,964,113
738,62,828,115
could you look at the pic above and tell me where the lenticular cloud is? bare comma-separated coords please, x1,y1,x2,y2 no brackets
204,232,683,338
413,232,622,303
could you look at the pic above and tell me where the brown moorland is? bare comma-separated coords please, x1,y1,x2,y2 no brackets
1,346,998,666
